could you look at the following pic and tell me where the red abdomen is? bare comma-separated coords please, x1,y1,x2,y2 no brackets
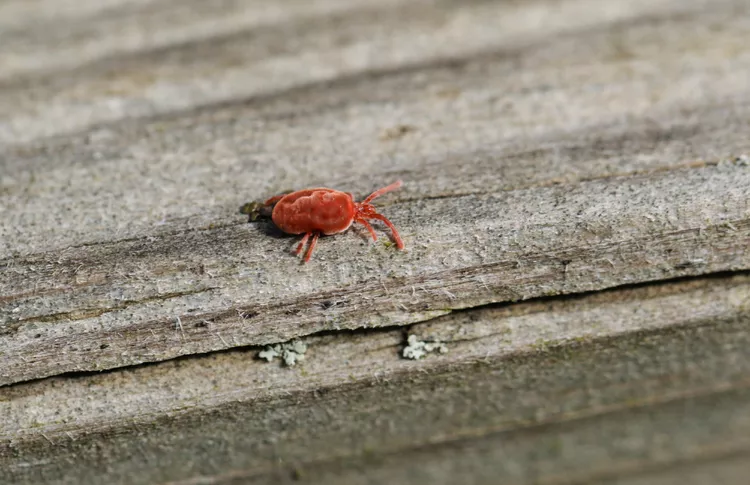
272,189,355,235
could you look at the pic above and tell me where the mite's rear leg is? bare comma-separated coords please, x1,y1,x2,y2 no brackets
264,194,287,206
254,193,292,221
242,192,290,221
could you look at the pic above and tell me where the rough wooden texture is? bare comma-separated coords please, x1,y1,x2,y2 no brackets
1,0,750,483
3,274,750,484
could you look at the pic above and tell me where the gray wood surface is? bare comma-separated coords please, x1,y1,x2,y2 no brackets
1,0,749,483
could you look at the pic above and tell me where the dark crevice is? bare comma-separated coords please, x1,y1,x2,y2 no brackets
9,286,219,326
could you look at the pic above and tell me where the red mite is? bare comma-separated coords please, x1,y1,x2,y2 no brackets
264,180,405,262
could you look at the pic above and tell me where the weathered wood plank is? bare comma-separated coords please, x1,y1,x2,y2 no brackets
2,0,734,143
2,160,749,386
2,0,750,483
2,274,749,484
2,0,750,386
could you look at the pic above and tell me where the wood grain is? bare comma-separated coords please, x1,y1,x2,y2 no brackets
1,0,750,483
2,274,749,484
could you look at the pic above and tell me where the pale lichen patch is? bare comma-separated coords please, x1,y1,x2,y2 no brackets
402,334,448,360
258,340,308,366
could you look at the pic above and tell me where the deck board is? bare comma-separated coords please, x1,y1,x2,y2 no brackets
1,0,749,483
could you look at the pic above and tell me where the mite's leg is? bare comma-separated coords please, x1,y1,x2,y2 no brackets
295,232,311,256
264,194,287,206
367,214,404,249
303,232,320,263
356,218,378,242
362,180,403,204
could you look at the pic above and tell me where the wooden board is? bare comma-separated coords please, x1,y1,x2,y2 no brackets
1,0,750,483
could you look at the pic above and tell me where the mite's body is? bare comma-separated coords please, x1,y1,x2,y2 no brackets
264,180,405,262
